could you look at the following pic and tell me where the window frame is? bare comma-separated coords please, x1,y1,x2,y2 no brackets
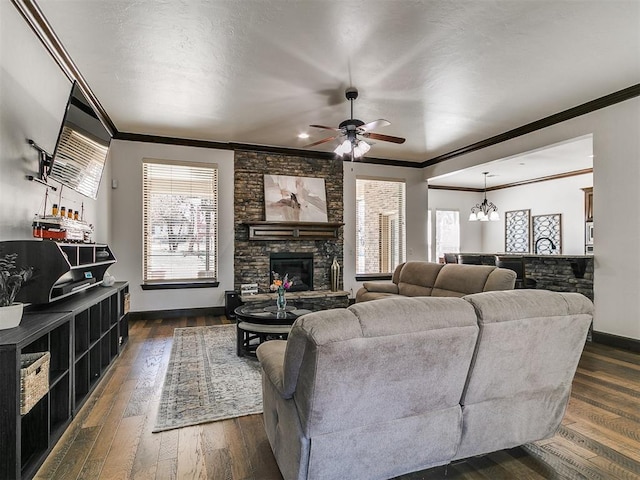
434,209,461,263
141,158,219,289
355,176,406,279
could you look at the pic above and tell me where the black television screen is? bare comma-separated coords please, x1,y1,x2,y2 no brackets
49,82,112,199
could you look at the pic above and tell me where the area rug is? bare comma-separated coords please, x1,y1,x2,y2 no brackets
153,324,262,432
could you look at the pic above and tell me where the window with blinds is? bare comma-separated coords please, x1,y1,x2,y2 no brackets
355,178,406,275
435,210,460,263
142,159,218,284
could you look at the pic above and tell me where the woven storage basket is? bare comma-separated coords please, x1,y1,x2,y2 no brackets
20,352,50,415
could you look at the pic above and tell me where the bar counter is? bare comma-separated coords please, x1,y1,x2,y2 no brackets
450,252,593,300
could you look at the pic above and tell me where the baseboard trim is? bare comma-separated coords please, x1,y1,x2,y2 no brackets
130,306,226,321
592,331,640,353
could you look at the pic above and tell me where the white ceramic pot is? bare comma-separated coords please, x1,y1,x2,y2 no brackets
0,302,24,330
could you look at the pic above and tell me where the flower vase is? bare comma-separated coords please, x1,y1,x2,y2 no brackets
276,288,287,311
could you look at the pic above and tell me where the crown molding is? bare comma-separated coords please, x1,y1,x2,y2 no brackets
428,168,593,192
11,0,118,137
114,132,421,167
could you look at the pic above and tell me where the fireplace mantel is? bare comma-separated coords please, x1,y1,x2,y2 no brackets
244,221,344,241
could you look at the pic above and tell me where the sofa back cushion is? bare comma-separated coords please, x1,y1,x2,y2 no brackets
283,296,479,438
455,290,593,459
431,264,498,297
391,262,405,284
483,267,518,291
396,261,445,296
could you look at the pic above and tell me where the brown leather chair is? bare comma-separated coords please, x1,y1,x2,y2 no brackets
457,254,482,265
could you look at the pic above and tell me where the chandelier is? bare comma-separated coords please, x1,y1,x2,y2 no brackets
469,172,499,221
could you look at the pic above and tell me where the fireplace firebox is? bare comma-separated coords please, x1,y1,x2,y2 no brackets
270,253,313,292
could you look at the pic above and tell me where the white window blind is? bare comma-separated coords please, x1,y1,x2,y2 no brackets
142,160,218,283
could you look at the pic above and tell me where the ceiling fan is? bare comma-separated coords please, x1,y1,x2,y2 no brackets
304,87,406,160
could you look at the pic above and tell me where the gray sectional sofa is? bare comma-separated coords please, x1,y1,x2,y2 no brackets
256,289,593,480
355,261,516,302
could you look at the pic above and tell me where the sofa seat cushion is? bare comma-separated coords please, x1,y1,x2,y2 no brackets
361,281,399,294
356,291,401,302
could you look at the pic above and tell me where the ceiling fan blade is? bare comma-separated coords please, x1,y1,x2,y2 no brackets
359,119,391,132
310,124,341,132
304,135,340,148
363,132,406,144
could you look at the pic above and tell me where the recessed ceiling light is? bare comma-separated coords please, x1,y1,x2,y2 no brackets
298,133,309,139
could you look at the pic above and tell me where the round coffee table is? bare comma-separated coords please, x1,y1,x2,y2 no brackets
234,303,313,357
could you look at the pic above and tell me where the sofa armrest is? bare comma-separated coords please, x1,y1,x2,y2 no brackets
256,340,288,398
362,281,399,294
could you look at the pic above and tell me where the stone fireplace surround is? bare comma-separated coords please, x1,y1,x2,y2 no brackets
233,150,344,295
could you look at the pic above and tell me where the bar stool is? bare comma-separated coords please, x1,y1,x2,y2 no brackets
444,253,459,264
495,255,537,289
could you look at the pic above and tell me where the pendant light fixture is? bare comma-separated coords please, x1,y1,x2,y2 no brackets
469,172,499,222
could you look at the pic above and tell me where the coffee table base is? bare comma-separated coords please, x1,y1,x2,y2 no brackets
236,321,292,357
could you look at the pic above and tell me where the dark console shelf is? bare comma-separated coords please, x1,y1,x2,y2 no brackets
0,282,130,480
0,240,116,304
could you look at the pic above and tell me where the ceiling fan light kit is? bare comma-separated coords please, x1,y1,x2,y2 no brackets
305,87,405,160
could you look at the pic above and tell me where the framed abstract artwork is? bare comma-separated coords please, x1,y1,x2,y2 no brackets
533,214,562,254
505,209,530,253
264,175,328,222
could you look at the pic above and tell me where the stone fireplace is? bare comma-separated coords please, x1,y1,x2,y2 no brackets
270,252,314,291
233,149,344,294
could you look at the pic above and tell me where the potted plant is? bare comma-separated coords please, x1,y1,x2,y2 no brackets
0,253,33,329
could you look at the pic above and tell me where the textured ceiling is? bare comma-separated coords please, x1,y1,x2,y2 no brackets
34,0,640,168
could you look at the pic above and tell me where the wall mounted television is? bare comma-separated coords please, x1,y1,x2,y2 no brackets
49,82,112,199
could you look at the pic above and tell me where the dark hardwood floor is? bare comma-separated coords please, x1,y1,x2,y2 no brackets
35,315,640,480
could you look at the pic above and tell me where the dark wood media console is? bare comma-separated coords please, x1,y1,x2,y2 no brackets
1,240,117,305
0,282,130,479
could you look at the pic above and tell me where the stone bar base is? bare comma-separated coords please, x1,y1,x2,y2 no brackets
241,290,350,311
452,253,593,301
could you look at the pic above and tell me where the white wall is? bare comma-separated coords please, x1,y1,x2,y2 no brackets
0,3,109,243
108,140,235,312
343,162,428,297
426,189,484,259
482,173,592,254
423,98,640,341
428,173,592,259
